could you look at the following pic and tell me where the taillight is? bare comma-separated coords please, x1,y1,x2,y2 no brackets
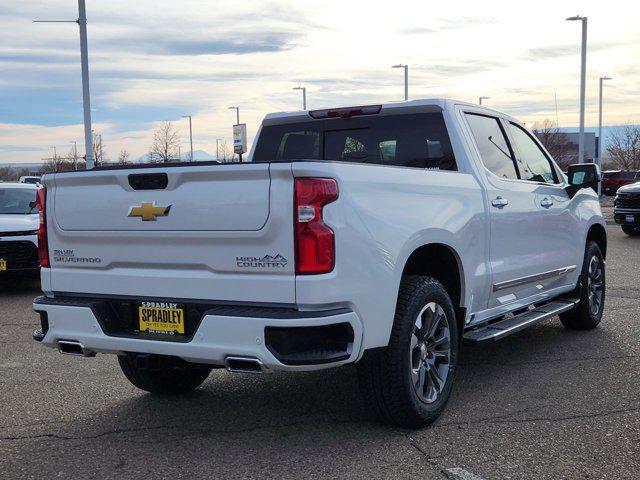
36,188,49,268
294,178,338,274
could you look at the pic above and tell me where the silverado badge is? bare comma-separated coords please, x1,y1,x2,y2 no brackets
128,202,171,221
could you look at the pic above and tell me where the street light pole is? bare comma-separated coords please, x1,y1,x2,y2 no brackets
597,76,612,168
392,64,409,101
182,115,193,161
216,138,221,162
566,15,588,163
71,141,78,169
228,106,241,161
293,86,307,109
34,0,94,168
479,96,490,105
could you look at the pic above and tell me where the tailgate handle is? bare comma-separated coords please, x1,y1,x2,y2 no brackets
128,173,168,190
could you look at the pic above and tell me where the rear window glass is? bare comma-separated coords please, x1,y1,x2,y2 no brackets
253,112,457,170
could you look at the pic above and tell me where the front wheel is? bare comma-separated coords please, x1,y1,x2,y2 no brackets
118,353,212,394
621,225,640,236
559,241,605,330
357,275,459,428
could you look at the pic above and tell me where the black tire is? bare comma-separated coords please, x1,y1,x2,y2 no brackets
559,241,605,330
621,226,640,236
356,275,459,428
118,353,212,394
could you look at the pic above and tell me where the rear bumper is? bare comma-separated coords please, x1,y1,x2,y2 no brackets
32,295,363,372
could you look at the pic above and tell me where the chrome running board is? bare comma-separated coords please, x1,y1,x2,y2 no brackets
463,299,579,343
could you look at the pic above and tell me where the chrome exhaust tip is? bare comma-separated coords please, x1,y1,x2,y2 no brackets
57,340,96,357
224,356,265,374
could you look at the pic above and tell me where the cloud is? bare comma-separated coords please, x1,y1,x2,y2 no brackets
523,40,631,61
397,27,438,35
99,32,301,56
436,16,499,30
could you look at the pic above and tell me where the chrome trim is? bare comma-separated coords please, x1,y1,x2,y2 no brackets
493,265,577,292
613,208,640,213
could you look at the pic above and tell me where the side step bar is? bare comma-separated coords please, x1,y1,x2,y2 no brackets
463,299,579,343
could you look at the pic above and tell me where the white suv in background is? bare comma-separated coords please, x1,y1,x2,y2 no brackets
0,183,41,277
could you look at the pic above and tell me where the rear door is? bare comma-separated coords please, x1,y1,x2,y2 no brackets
46,163,297,304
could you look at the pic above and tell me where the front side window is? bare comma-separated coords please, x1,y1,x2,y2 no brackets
465,113,518,179
0,188,37,214
253,112,457,170
508,123,557,184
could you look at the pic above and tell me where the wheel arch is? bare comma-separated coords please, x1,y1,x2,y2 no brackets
587,223,607,259
401,243,466,335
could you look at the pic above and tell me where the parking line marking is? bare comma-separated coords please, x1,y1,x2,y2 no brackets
443,467,487,480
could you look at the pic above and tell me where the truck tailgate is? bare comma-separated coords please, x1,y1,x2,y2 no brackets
44,163,296,304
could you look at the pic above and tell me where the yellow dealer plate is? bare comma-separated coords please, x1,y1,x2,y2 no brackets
0,259,6,271
138,302,185,335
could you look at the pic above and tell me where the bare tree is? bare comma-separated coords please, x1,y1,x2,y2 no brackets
117,149,131,165
217,140,238,163
532,119,576,170
92,135,106,165
151,121,180,162
67,146,80,170
606,125,640,170
0,166,16,182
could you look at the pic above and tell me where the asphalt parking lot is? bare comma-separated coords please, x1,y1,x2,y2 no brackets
1,224,638,480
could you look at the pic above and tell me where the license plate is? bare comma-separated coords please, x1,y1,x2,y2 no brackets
138,302,185,335
0,259,6,271
626,214,635,223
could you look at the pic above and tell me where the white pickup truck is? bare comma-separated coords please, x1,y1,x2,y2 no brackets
32,99,607,428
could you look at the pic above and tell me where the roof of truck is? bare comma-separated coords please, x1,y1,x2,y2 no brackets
263,98,516,124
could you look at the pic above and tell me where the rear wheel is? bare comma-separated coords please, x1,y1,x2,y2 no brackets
559,241,605,330
621,225,640,236
118,353,212,394
357,276,458,428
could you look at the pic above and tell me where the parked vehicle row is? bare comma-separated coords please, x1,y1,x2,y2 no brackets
602,170,639,196
30,99,608,428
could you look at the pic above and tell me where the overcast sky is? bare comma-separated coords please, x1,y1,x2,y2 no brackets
0,0,639,163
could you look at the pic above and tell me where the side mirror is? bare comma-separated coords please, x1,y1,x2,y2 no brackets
566,163,600,198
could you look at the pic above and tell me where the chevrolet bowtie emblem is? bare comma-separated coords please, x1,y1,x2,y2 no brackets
128,202,171,221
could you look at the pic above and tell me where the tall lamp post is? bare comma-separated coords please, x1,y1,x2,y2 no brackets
228,106,242,161
182,115,193,161
479,96,490,105
597,76,612,168
566,15,588,163
392,64,409,101
293,86,307,110
34,0,94,169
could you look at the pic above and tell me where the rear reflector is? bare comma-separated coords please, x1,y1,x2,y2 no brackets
36,188,49,268
294,178,338,274
309,104,382,119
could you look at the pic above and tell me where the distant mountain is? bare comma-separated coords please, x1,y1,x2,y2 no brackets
134,149,216,163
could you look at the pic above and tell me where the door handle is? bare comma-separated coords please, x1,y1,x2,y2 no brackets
491,196,509,208
540,197,554,208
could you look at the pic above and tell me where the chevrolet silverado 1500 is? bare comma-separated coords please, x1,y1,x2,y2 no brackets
32,99,607,427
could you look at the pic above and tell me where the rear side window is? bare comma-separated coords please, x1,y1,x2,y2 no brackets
253,112,457,170
507,123,558,184
465,113,518,179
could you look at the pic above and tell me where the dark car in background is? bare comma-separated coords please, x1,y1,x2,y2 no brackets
602,170,639,195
